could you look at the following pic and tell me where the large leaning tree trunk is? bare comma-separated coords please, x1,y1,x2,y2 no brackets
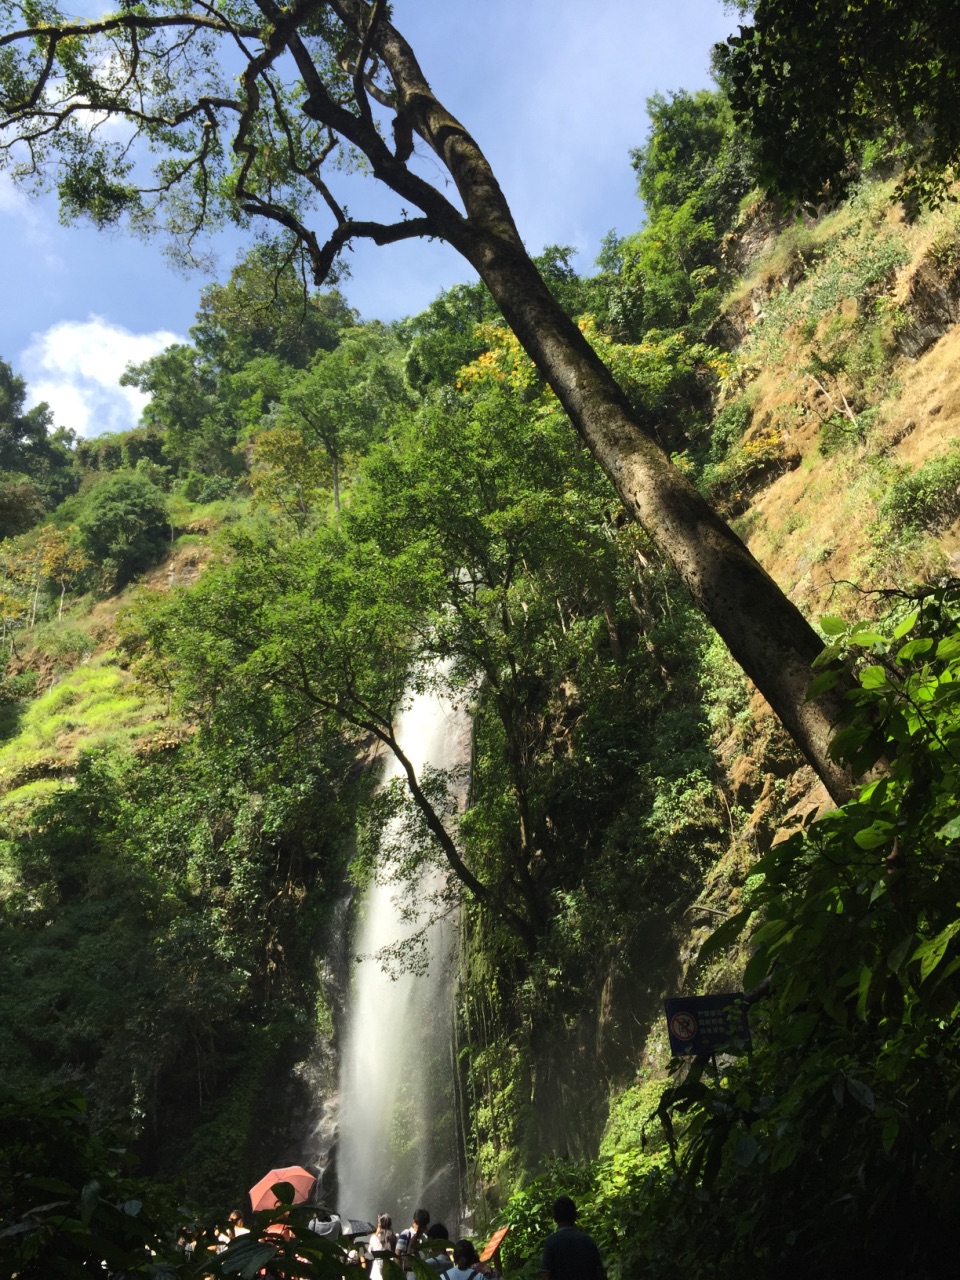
0,0,851,800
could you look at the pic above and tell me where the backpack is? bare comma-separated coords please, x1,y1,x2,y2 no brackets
398,1228,423,1269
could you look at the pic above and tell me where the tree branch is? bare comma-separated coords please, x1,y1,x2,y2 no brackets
309,215,434,284
0,11,259,51
352,0,386,127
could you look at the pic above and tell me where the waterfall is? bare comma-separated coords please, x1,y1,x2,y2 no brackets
337,676,471,1229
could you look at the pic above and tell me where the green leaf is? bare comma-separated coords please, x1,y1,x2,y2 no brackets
696,907,752,963
893,611,918,639
853,820,893,850
881,1113,899,1153
22,1176,77,1196
742,946,772,991
860,664,889,689
807,669,840,698
896,637,933,661
80,1179,101,1225
936,816,960,842
846,1077,875,1110
911,920,960,981
888,933,915,972
820,615,847,636
734,1133,759,1166
0,1221,44,1240
855,964,874,1020
848,630,884,646
216,1237,280,1279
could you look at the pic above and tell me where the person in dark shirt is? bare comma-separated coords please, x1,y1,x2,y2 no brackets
539,1196,604,1280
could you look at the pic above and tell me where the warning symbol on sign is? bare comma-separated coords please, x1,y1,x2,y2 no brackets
669,1010,698,1042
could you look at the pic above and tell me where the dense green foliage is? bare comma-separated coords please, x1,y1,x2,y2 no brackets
0,1088,191,1278
619,90,756,338
0,721,362,1203
0,1087,375,1278
0,359,79,534
717,0,960,213
493,597,960,1278
2,44,960,1280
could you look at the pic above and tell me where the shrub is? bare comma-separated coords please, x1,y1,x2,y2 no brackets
647,597,960,1276
709,397,753,463
879,445,960,532
818,410,875,457
701,427,787,513
75,472,169,591
0,670,38,702
32,624,96,668
175,470,236,503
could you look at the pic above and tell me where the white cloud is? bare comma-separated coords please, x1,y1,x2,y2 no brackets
20,316,183,437
0,173,40,224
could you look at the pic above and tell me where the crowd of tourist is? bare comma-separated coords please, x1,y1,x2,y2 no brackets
365,1208,488,1280
185,1192,604,1280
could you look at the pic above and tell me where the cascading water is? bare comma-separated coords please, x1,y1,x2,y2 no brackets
336,676,471,1229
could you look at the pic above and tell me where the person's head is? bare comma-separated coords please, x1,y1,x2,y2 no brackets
229,1210,245,1228
378,1214,393,1233
454,1240,479,1268
552,1196,578,1227
413,1209,430,1230
426,1223,449,1253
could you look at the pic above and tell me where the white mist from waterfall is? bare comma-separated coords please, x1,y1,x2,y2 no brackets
337,679,470,1228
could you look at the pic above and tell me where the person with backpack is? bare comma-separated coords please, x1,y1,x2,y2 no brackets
445,1239,485,1280
396,1208,430,1276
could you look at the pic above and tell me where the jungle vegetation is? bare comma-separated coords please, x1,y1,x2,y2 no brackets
1,5,960,1278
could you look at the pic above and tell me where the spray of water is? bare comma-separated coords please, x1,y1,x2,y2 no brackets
337,677,470,1227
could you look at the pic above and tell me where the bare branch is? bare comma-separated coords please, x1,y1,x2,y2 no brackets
352,0,386,125
0,11,259,52
309,215,433,284
239,195,328,280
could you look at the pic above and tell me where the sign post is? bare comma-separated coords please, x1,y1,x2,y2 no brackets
479,1226,509,1273
663,993,752,1057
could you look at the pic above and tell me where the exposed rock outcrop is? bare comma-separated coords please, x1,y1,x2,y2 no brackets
896,252,960,359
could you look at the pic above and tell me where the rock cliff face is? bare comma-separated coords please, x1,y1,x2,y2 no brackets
895,251,960,359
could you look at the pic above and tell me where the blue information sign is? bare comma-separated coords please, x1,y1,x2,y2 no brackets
664,993,752,1056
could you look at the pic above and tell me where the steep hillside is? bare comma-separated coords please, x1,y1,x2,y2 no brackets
717,185,960,607
2,132,960,1280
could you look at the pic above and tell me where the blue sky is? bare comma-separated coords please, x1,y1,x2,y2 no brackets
0,0,736,437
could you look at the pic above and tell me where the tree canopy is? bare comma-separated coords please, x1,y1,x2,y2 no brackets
0,0,856,798
716,0,960,212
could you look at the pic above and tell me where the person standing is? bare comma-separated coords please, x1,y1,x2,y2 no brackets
445,1239,485,1280
423,1223,453,1275
227,1210,250,1239
396,1209,430,1276
369,1214,398,1280
539,1197,604,1280
308,1209,342,1241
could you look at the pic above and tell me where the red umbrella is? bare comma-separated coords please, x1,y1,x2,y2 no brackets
248,1165,316,1212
